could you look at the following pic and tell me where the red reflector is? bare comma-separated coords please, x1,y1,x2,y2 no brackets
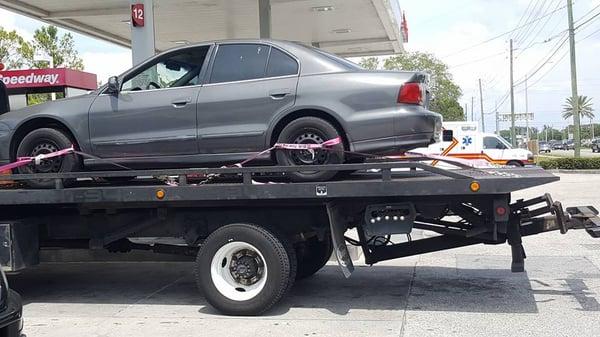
496,206,507,216
398,83,422,105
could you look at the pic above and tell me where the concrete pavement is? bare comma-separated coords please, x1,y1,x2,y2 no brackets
9,173,600,337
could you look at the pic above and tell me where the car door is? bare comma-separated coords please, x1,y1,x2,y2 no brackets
89,45,211,159
196,43,299,155
482,136,508,161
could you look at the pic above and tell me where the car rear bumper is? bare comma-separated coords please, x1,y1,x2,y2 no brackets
351,107,442,154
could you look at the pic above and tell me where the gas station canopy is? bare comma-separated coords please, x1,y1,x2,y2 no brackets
0,0,405,58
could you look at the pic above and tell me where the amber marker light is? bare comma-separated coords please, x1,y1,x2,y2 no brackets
469,181,480,192
156,189,166,199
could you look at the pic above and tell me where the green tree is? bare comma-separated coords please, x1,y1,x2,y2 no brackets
377,52,464,121
359,57,379,70
0,27,31,69
562,95,594,120
26,25,84,70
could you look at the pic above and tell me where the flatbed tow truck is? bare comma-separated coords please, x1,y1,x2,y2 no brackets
0,160,599,315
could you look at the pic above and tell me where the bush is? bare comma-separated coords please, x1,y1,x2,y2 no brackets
539,157,600,170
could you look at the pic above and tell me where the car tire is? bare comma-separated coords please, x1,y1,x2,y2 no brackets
275,117,344,182
194,223,296,316
16,128,80,188
295,235,333,280
506,160,523,167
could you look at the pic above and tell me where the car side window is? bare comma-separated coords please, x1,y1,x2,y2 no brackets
484,137,506,149
121,46,209,92
266,48,298,77
210,44,269,84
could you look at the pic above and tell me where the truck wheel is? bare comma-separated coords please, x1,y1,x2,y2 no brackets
16,128,80,188
506,160,523,167
275,117,344,182
195,223,296,316
295,235,333,280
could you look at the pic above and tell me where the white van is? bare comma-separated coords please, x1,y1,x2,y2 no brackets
414,122,534,167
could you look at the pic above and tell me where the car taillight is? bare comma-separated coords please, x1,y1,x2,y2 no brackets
397,82,422,105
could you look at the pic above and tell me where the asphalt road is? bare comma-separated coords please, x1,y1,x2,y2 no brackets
9,173,600,337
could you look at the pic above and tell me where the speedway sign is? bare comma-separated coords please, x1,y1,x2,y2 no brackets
0,68,97,90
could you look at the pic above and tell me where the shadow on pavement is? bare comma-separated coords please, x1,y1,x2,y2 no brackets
8,262,599,316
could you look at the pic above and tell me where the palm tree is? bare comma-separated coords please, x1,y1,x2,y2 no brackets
562,95,594,120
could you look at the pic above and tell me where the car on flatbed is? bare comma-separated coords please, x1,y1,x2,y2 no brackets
0,39,442,187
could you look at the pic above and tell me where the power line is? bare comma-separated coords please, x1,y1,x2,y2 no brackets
515,0,555,44
442,3,568,58
513,0,546,43
448,51,506,69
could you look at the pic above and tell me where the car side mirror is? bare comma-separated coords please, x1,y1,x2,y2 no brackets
442,130,453,142
107,76,120,95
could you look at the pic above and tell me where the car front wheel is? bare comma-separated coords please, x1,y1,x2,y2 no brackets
15,128,80,188
275,117,344,182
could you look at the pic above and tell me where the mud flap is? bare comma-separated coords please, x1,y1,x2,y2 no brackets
326,202,354,278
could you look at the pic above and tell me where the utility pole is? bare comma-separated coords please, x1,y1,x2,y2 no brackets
464,103,468,121
471,96,474,122
495,100,499,135
479,79,485,132
509,38,516,146
592,118,595,140
545,126,548,142
525,75,530,141
567,0,581,157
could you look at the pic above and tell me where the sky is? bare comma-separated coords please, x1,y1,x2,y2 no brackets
401,0,600,132
1,0,599,133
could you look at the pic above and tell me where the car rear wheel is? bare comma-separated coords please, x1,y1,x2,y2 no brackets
15,128,80,188
275,117,344,182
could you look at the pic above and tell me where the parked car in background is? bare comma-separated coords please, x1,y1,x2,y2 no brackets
539,142,551,153
566,140,575,150
0,266,23,336
552,142,567,150
0,39,442,187
592,138,600,153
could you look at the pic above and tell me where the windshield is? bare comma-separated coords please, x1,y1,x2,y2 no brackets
498,137,513,149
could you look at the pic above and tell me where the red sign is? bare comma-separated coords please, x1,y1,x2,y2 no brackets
132,4,145,27
0,68,97,90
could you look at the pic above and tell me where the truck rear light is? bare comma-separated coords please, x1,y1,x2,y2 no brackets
397,83,422,105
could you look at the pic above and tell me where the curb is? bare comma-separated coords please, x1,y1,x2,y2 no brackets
548,169,600,174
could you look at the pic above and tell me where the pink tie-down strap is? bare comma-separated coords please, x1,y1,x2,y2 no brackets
0,146,75,172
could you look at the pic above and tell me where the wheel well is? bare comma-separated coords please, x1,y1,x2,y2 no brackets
10,118,79,161
270,109,349,150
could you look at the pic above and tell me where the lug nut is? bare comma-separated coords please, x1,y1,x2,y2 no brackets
370,218,376,224
376,216,381,221
385,215,390,220
400,216,405,221
393,216,399,221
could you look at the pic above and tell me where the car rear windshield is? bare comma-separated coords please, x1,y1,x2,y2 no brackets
291,42,362,70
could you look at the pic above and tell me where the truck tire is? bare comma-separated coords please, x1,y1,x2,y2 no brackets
16,128,80,188
506,160,523,167
195,223,296,316
295,235,333,280
275,117,344,182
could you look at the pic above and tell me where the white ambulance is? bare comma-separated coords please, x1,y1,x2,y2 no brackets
414,122,534,167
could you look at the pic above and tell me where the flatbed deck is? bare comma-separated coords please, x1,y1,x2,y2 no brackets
0,162,558,206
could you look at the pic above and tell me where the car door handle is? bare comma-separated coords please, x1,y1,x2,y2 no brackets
269,89,292,100
172,97,192,108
